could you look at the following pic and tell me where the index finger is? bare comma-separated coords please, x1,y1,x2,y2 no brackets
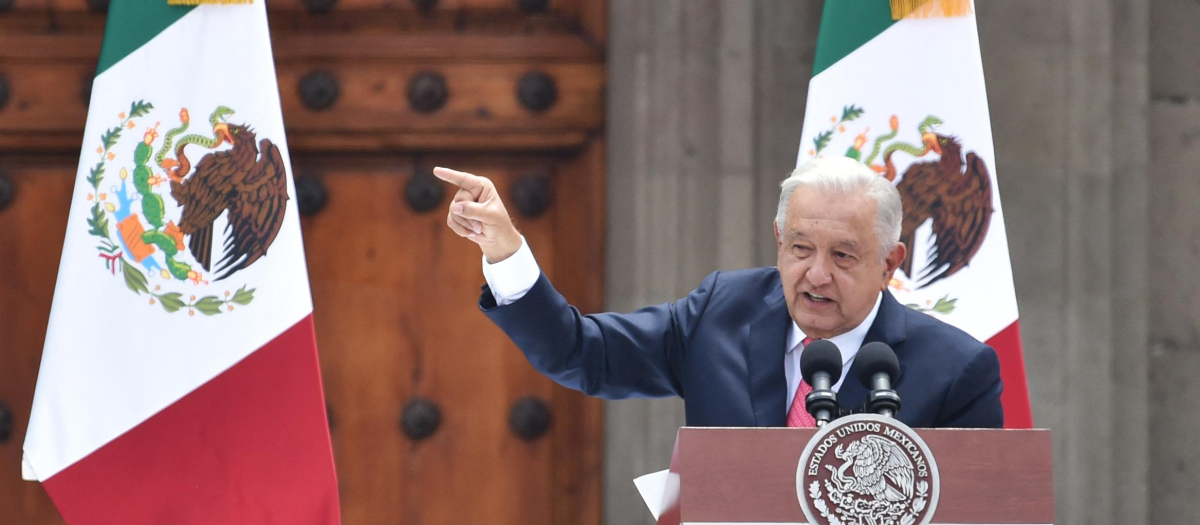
433,167,483,191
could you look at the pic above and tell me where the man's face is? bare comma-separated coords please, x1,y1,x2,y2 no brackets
775,187,905,339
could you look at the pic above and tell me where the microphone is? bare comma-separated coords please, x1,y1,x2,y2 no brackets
800,339,843,426
856,342,901,417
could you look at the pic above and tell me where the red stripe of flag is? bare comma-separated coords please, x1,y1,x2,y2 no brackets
985,320,1033,429
42,315,340,524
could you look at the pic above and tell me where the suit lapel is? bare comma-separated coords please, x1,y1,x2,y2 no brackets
838,291,908,411
747,287,791,427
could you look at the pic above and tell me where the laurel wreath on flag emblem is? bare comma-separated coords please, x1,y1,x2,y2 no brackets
84,101,289,316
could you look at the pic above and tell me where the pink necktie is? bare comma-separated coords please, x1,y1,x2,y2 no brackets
786,337,817,428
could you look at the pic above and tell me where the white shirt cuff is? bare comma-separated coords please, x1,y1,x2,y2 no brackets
481,236,540,306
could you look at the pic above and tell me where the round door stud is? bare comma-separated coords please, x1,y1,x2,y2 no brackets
81,71,96,107
515,0,548,14
86,0,109,14
410,0,437,12
400,398,441,441
407,71,449,114
295,175,328,217
0,73,10,113
509,397,551,441
298,70,340,112
0,169,15,212
511,173,552,218
405,168,444,214
516,71,557,113
303,0,337,13
0,400,13,444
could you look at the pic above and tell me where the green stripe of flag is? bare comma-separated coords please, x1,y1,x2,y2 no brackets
812,0,897,77
95,0,195,77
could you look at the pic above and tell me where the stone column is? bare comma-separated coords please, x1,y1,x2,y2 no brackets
605,2,821,523
1149,0,1200,522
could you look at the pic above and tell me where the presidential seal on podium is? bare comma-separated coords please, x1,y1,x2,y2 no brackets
797,414,941,525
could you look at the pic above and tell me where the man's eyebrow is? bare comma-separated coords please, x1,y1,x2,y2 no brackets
833,240,860,251
786,232,861,251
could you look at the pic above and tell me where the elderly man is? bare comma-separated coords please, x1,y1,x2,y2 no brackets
434,157,1003,428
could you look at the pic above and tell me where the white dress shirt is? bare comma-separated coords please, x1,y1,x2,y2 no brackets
483,236,884,416
481,236,541,306
783,293,882,410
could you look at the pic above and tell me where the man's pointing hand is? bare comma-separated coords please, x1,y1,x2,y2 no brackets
433,167,523,263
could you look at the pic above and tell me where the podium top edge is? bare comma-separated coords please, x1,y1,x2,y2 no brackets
678,426,1051,432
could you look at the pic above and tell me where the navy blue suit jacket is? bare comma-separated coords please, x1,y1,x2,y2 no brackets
482,267,1003,428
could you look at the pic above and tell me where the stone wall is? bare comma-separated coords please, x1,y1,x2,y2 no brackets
1149,0,1200,522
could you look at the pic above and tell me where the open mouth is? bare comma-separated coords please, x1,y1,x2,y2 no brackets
803,291,834,305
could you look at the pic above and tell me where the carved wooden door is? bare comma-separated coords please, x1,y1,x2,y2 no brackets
0,1,605,523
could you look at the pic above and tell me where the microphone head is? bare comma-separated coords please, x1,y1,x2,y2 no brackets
856,342,900,387
800,339,843,386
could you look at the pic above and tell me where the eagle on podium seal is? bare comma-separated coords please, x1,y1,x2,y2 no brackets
797,414,940,525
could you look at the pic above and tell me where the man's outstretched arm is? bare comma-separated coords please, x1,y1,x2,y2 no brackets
433,166,710,400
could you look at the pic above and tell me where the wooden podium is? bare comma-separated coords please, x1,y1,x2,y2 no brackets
656,419,1053,525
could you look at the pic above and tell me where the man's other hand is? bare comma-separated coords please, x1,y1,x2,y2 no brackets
433,167,523,263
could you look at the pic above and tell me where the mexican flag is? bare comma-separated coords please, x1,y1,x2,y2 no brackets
21,1,341,523
797,0,1033,428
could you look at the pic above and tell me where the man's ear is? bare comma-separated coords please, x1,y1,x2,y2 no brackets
883,242,906,281
774,220,782,247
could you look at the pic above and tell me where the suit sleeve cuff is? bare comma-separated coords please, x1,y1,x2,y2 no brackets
481,236,540,306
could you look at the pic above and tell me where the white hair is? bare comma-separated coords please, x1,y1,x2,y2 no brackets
775,156,902,260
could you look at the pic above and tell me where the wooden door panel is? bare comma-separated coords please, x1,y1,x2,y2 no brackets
278,63,603,132
4,0,582,13
0,162,74,525
1,0,94,12
265,0,577,11
0,63,92,149
0,60,601,151
543,139,605,524
297,155,595,524
0,1,601,45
